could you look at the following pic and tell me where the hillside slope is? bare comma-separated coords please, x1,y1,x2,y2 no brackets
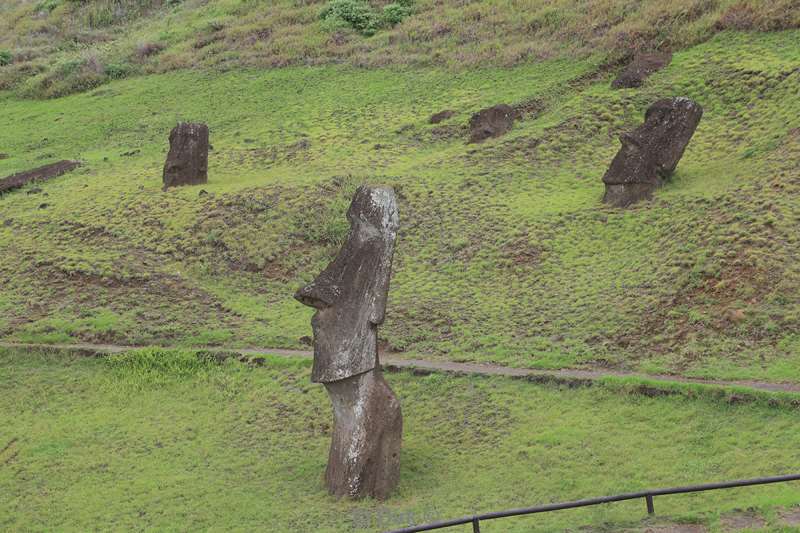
1,0,798,97
1,5,799,383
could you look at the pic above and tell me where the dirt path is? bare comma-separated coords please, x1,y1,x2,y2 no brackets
2,341,800,394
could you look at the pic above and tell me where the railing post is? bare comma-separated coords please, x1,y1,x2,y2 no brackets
472,517,480,532
645,495,655,515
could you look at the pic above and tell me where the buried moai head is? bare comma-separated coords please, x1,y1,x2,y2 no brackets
602,97,703,207
163,122,209,190
294,186,400,383
468,104,516,143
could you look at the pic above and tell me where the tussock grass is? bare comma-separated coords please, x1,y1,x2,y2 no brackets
105,347,216,388
1,0,799,97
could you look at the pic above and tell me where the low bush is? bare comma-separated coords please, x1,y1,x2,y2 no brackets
383,3,413,26
0,50,12,66
104,61,129,79
320,0,414,36
320,0,380,35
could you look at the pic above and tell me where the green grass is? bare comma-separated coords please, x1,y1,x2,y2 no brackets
3,347,800,532
0,30,799,382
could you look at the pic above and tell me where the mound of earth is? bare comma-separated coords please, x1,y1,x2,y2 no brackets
468,104,516,143
612,52,673,89
0,160,81,194
429,110,455,124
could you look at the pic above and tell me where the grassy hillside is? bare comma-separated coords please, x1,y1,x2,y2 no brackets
1,0,799,98
1,27,800,383
4,347,800,532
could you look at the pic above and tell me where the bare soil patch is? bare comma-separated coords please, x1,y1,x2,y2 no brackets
720,511,766,531
612,52,672,89
779,507,800,526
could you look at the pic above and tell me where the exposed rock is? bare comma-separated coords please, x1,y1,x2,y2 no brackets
162,122,209,190
612,52,673,89
429,109,455,124
294,185,402,500
0,160,81,195
602,97,703,207
468,104,516,143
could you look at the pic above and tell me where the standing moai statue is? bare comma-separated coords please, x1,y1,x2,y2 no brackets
294,186,402,500
602,97,703,207
162,122,209,190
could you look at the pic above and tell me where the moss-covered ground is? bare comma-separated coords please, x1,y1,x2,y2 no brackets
1,30,799,383
3,347,800,532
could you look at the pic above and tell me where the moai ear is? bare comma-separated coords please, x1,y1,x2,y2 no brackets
368,261,391,325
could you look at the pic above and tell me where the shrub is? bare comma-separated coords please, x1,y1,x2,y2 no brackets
382,3,412,26
104,61,130,79
0,50,11,67
320,0,381,36
20,56,107,98
35,0,61,12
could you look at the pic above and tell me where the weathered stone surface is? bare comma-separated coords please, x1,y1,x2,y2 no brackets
602,97,703,207
162,122,209,189
611,52,672,89
324,370,401,500
294,185,402,500
468,104,516,143
0,160,80,195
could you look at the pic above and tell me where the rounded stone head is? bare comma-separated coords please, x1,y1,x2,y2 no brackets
294,186,399,383
162,122,209,190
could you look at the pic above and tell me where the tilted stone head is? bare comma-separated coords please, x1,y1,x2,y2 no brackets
602,97,703,207
295,186,399,383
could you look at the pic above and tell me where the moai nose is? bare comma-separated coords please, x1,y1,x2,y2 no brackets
294,281,338,310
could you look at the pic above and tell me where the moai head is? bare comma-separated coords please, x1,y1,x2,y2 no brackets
604,97,703,187
163,122,209,189
602,97,703,207
295,186,399,383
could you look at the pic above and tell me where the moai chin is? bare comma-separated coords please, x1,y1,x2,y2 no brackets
602,97,703,208
162,122,209,190
294,186,402,500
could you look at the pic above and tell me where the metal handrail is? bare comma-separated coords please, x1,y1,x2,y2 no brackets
385,473,800,532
